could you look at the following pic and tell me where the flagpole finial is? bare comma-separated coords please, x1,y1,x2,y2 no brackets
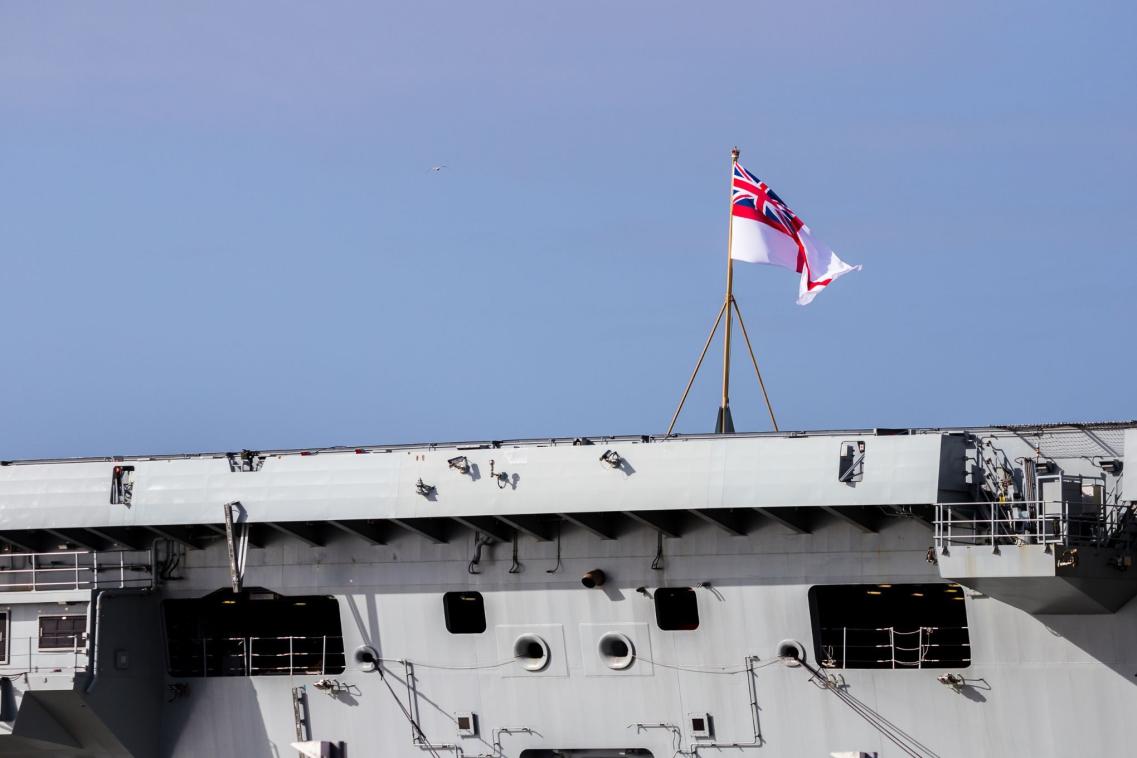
731,146,740,162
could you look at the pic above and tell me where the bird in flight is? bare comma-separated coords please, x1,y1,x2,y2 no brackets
430,165,447,173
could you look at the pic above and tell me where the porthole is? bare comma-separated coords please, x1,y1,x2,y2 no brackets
353,644,380,672
512,634,549,672
597,632,635,670
776,639,806,667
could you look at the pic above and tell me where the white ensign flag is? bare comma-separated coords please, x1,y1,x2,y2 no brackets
729,161,860,304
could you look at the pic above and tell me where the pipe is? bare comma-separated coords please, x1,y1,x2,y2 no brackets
581,569,606,588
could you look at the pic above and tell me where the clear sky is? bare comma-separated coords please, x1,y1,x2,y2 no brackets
1,2,1134,459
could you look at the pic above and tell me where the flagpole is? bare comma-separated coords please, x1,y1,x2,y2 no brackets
716,146,740,434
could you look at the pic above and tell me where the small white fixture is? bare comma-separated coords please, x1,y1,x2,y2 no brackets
688,713,712,739
455,712,477,737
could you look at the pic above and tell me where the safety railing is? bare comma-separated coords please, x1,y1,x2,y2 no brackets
0,550,154,592
933,501,1135,551
817,626,971,669
167,635,346,678
0,634,89,675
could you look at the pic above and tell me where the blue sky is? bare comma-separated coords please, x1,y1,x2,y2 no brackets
1,2,1134,459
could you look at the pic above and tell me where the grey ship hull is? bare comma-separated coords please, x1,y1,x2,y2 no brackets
0,423,1133,757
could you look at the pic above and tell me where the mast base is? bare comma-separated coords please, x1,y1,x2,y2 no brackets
715,405,735,434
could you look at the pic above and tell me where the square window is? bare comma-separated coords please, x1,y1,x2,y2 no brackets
654,587,699,631
443,592,486,634
38,615,86,650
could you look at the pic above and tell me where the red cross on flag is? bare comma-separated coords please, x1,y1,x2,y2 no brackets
730,161,860,304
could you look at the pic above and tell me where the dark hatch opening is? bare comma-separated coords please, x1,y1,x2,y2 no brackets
163,588,345,677
443,591,486,634
808,583,970,669
654,587,700,631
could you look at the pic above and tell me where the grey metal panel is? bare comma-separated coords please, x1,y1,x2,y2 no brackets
0,434,951,531
137,517,1137,758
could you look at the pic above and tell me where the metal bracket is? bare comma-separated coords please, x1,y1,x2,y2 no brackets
223,501,249,593
841,447,864,484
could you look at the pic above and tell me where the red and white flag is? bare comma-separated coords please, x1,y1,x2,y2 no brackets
729,162,860,304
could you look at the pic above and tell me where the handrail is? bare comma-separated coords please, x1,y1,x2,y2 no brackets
817,625,971,670
0,633,89,675
167,635,345,677
0,549,153,592
933,500,1135,550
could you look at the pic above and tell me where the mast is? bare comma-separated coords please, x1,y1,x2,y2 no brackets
715,147,740,434
666,146,777,437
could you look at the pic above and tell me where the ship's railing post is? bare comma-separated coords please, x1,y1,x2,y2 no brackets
289,636,294,676
321,635,327,675
73,553,79,590
842,627,847,671
202,638,207,677
917,627,924,669
119,552,125,588
248,637,254,676
92,552,99,590
30,553,36,592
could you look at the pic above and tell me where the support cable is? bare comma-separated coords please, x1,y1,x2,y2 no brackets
799,658,936,758
666,301,728,436
730,297,778,431
377,666,444,758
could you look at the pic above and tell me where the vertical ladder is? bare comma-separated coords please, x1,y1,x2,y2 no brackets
292,686,309,757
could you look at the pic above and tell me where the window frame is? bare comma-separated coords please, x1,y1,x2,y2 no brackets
37,614,87,652
443,591,487,634
653,586,700,631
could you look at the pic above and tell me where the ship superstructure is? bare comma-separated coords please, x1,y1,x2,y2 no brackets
0,421,1134,757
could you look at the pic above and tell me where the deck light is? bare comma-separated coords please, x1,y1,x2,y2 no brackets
448,455,471,474
416,479,436,497
600,450,622,468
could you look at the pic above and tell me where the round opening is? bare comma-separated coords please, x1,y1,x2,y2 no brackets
581,569,606,589
776,639,806,667
353,644,379,672
598,632,635,670
512,634,550,672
